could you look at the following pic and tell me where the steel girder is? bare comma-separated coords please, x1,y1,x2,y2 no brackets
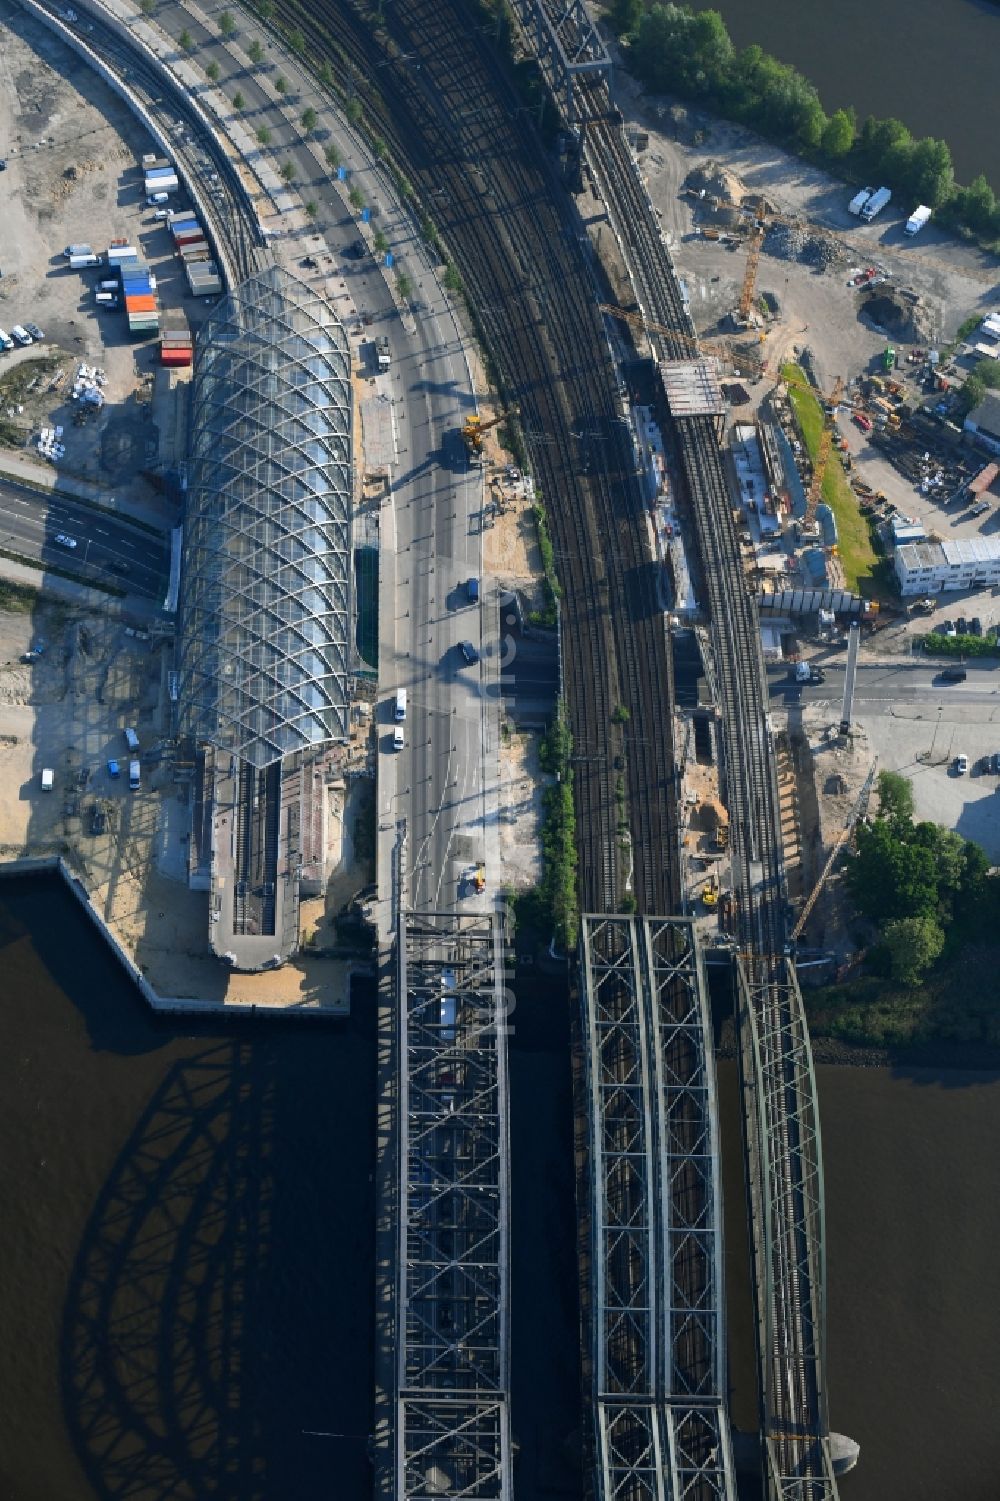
737,955,838,1501
582,916,735,1501
397,911,512,1501
506,0,610,120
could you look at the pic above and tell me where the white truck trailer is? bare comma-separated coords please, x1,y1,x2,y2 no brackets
905,204,932,236
861,186,892,222
848,187,874,217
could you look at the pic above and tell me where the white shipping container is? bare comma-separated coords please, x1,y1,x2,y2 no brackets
69,253,101,268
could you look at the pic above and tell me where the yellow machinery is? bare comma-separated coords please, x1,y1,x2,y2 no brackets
599,303,767,379
702,874,719,909
737,196,767,323
461,412,507,462
473,864,486,893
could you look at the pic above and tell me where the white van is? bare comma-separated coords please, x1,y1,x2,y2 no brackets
147,192,170,206
393,726,405,751
124,727,140,753
40,767,54,792
0,329,13,351
128,759,140,790
394,688,406,722
11,326,33,346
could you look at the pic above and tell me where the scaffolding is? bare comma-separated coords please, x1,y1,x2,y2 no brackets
507,0,610,120
397,911,512,1500
177,264,353,770
581,915,735,1501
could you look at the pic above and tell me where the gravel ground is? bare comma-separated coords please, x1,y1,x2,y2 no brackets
0,3,206,496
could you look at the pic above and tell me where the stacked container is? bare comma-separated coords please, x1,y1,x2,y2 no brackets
119,257,160,338
160,310,193,368
143,156,179,196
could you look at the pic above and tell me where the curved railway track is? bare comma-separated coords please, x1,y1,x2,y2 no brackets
262,0,680,919
29,0,266,282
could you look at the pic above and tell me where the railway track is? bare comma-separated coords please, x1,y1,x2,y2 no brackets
261,0,680,917
579,98,836,1495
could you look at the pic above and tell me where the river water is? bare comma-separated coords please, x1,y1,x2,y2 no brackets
3,874,998,1498
691,0,1000,191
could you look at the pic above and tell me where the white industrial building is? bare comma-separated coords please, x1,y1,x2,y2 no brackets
964,391,1000,456
895,535,1000,595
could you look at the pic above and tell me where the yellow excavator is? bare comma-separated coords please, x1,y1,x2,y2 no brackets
702,874,719,909
462,412,507,464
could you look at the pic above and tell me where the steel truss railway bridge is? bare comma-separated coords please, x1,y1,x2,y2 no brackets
504,1,850,1498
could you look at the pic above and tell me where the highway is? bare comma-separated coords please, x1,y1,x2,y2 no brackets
0,478,169,597
771,657,1000,711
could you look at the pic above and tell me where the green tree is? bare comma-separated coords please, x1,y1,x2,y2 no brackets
178,26,194,52
324,143,341,170
372,135,388,159
396,271,413,300
275,74,288,95
608,0,642,37
219,9,236,37
288,26,305,54
318,60,334,87
345,97,362,124
258,0,275,17
256,125,272,146
232,90,245,112
877,770,914,827
280,160,295,182
881,914,945,984
301,106,318,134
906,136,955,209
205,59,220,82
952,174,999,236
139,0,155,16
305,199,318,218
858,114,911,166
821,108,856,160
850,819,940,922
247,37,264,64
349,184,364,209
373,230,389,253
961,373,987,418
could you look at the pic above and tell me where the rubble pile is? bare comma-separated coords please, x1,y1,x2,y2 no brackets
764,221,846,270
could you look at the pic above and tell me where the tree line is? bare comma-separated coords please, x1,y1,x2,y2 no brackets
608,2,1000,242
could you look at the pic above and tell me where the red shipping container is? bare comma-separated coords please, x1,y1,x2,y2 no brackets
161,347,193,367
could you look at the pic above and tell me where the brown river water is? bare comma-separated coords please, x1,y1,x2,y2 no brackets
692,0,1000,191
2,874,999,1499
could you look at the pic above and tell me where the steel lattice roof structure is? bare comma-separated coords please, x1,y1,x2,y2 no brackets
177,265,352,769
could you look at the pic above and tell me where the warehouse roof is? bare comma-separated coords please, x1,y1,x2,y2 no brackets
177,265,353,769
966,390,1000,440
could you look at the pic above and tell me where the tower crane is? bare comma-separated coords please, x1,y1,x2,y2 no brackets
598,303,767,378
737,196,767,323
790,760,878,943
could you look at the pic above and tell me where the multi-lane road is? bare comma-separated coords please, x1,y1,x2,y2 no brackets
0,478,169,597
771,656,1000,712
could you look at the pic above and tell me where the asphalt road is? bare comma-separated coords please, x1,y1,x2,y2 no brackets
769,656,1000,713
0,480,167,597
0,478,169,597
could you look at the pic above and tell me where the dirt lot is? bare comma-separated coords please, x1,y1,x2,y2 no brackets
0,2,202,496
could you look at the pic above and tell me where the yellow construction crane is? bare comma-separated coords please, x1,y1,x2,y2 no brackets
737,196,767,323
461,411,509,463
599,303,766,378
791,761,878,942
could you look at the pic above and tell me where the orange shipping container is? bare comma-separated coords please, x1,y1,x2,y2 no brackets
125,294,157,313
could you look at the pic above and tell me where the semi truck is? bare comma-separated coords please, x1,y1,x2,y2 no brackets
376,335,391,370
861,186,892,222
905,205,932,236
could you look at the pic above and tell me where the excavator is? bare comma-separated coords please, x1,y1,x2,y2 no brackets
461,411,507,464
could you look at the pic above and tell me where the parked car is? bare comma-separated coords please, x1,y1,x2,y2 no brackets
992,753,1000,775
10,325,32,346
53,533,77,549
954,753,969,774
970,617,983,636
939,667,967,683
23,321,44,341
107,758,120,778
956,616,968,635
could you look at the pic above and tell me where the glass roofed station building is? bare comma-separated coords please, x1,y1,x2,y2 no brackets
176,266,353,971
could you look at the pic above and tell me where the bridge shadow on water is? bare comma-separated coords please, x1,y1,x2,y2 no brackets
59,1026,376,1501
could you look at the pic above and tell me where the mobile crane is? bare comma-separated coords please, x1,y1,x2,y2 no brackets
461,411,508,464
